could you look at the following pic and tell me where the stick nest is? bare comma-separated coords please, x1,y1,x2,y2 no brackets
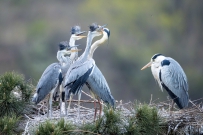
22,95,203,135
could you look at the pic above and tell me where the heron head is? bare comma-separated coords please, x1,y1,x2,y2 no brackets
89,23,106,37
141,53,164,70
71,25,86,40
58,41,68,51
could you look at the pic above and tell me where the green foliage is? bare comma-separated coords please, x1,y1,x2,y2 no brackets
136,104,161,134
0,114,20,135
34,104,163,134
100,107,123,134
125,115,140,135
0,72,33,116
79,122,98,135
36,118,76,135
80,107,123,135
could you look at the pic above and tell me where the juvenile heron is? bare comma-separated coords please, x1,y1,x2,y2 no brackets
64,23,104,118
86,28,115,119
141,54,189,109
32,42,80,117
56,26,86,116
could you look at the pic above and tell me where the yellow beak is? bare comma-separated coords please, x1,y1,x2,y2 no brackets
77,35,86,38
70,49,82,52
141,61,152,70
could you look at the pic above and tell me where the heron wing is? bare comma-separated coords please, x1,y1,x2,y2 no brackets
35,63,61,103
64,59,95,95
86,65,115,107
160,58,189,108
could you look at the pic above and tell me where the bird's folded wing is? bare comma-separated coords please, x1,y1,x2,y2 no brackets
160,58,188,98
86,65,115,107
64,59,95,87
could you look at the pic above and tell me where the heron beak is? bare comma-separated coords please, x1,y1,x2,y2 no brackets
141,62,152,70
77,31,86,35
70,49,82,52
76,31,87,38
66,45,80,50
76,35,86,38
97,24,107,31
100,24,107,28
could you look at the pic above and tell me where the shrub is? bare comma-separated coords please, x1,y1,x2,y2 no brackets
0,114,20,135
35,118,76,135
0,72,33,116
80,107,124,135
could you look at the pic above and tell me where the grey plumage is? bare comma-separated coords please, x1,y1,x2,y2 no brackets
64,23,102,98
32,42,69,117
141,54,189,109
32,63,61,104
159,57,189,109
85,28,115,109
86,65,115,107
64,23,104,119
32,25,86,117
32,42,69,105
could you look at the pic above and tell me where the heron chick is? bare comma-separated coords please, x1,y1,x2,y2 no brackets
32,42,80,117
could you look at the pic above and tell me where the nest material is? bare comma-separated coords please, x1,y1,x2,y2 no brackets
22,93,203,135
151,99,203,134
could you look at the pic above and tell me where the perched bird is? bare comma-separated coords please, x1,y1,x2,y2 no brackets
64,23,104,118
56,26,86,116
86,28,115,119
32,42,80,117
141,54,189,109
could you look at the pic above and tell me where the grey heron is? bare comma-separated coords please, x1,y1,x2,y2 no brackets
86,28,115,119
141,54,189,109
56,26,86,116
64,23,104,118
32,42,80,117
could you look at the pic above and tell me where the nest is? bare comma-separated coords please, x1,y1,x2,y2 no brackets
151,97,203,134
21,92,203,135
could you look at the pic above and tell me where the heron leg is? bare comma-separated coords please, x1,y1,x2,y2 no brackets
59,85,66,117
47,95,50,117
64,94,67,116
59,85,62,117
47,93,53,118
77,92,81,120
169,100,174,116
98,99,102,118
94,99,98,121
68,94,73,112
49,92,54,117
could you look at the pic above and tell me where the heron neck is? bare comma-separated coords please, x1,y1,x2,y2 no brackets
69,37,78,61
80,31,94,62
57,51,68,64
89,33,107,58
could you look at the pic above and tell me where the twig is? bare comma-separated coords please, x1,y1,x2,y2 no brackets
22,120,30,135
82,90,95,100
189,99,202,112
66,99,100,103
174,121,181,132
24,114,33,120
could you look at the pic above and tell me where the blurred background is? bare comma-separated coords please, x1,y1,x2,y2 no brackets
0,0,203,104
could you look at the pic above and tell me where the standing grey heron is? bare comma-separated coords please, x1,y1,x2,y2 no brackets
141,54,189,109
32,42,80,117
56,26,86,116
86,28,115,119
64,23,104,118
